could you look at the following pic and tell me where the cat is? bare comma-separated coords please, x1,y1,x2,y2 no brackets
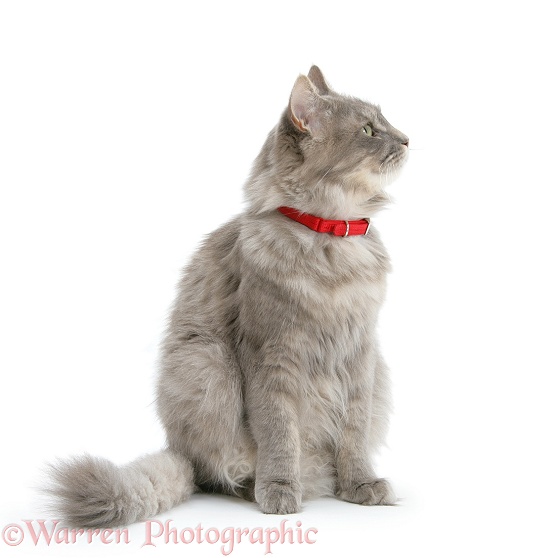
47,66,409,527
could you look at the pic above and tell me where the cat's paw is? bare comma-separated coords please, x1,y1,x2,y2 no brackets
338,478,396,506
255,480,302,514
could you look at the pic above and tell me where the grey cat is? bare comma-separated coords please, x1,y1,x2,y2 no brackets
47,66,409,527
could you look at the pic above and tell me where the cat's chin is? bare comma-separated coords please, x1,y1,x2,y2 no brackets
366,163,406,191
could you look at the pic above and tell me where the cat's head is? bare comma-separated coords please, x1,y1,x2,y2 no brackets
246,66,408,219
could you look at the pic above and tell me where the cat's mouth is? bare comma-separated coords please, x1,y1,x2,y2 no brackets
380,147,408,171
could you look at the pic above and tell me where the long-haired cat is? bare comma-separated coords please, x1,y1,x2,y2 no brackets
48,66,409,527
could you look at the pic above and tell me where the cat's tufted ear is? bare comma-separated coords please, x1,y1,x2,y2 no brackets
307,65,331,95
289,75,326,136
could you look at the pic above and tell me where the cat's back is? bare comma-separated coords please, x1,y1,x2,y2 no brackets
164,216,244,345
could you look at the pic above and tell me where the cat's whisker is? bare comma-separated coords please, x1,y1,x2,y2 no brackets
320,166,334,182
314,166,335,192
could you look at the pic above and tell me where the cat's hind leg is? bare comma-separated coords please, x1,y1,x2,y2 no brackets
157,338,256,495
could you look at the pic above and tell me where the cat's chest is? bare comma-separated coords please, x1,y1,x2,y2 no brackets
289,239,387,314
240,221,389,321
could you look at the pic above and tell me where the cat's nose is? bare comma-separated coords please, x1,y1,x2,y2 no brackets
402,139,409,147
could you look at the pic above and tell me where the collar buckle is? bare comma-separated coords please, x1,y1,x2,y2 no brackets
363,218,370,236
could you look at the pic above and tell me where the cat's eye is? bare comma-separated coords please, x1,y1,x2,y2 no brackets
362,124,373,136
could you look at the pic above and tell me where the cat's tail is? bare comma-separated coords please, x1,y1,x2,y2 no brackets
45,450,194,528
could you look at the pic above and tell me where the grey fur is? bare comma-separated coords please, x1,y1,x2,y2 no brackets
46,66,408,526
45,451,194,527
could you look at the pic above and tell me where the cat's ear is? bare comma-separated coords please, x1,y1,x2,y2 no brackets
289,75,326,136
307,65,331,95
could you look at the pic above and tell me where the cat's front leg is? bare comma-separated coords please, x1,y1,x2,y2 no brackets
336,424,396,505
247,363,302,514
335,354,396,506
337,468,396,506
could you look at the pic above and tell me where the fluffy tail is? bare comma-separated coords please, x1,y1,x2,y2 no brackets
46,450,194,528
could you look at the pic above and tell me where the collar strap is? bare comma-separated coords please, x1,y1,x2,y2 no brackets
277,206,370,237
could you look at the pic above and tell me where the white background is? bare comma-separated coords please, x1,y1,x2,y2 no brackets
1,1,549,556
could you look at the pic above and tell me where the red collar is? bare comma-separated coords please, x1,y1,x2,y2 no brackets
277,206,370,237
